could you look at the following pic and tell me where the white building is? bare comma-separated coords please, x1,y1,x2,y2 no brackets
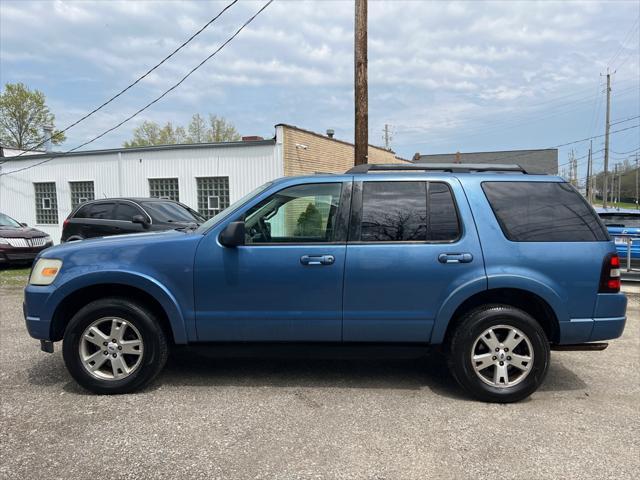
0,124,405,242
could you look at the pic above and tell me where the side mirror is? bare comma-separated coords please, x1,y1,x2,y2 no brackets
20,222,28,227
132,214,150,229
219,221,245,247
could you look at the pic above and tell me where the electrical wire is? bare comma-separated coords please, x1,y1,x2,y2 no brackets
0,0,274,177
4,0,239,160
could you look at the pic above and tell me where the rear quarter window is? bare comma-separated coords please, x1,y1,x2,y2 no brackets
482,181,608,242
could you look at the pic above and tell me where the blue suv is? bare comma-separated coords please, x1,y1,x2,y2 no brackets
23,164,626,402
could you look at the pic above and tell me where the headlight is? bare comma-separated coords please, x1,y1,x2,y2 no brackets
44,235,53,244
29,258,63,286
0,237,9,245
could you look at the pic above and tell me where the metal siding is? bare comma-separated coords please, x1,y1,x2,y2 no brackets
0,144,282,243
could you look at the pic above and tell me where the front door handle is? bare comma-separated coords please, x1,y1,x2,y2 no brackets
438,253,473,264
300,255,335,266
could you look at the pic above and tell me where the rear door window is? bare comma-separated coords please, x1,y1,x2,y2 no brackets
482,181,608,242
358,181,460,242
82,202,116,220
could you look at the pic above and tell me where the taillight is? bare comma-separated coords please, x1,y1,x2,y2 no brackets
599,253,621,293
63,218,70,229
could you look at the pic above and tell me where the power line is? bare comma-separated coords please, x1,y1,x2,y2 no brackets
1,0,274,178
6,0,239,160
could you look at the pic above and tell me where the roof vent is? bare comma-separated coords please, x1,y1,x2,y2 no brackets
326,129,335,139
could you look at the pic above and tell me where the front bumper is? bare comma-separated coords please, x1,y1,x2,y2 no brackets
0,245,51,264
23,284,56,341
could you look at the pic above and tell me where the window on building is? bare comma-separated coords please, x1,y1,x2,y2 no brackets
69,181,95,209
482,181,608,242
359,181,460,242
244,183,343,244
34,182,58,224
196,177,230,219
149,178,179,201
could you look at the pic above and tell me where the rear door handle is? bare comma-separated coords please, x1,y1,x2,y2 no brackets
438,253,473,264
300,255,335,266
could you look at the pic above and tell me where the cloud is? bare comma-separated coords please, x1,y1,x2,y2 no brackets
0,0,638,173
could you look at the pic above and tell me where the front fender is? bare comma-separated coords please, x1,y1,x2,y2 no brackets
45,270,188,343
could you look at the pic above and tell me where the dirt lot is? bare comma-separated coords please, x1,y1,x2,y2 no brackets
1,269,638,479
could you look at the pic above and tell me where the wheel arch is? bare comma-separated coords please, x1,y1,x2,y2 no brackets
48,273,188,344
433,288,561,346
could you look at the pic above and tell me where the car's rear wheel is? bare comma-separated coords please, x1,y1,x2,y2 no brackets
62,297,168,394
448,304,550,403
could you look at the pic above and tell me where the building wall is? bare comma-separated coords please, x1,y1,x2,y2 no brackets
416,149,558,174
0,142,282,242
279,124,407,176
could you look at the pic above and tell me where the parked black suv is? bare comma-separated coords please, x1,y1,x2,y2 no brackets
61,198,205,242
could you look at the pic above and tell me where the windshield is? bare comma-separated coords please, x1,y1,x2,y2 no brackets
141,201,203,224
0,213,21,228
599,214,640,229
196,181,273,232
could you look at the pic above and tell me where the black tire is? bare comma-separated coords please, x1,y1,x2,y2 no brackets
62,297,168,394
448,304,550,403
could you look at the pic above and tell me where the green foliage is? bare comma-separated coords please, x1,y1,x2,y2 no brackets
296,203,323,236
0,83,66,149
124,113,241,147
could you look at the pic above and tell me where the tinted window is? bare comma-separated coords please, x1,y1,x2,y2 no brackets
361,182,427,241
84,202,116,220
141,201,200,223
244,183,342,244
74,204,92,219
114,203,142,221
599,214,640,229
429,182,460,241
482,182,608,242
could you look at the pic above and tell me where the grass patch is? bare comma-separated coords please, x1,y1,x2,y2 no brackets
0,267,31,288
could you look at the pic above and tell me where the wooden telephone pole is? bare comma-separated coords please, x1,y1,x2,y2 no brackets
354,0,368,165
602,71,612,208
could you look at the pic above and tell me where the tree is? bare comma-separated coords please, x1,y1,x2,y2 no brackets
208,114,241,142
0,82,66,149
123,121,186,147
187,113,207,143
124,113,241,147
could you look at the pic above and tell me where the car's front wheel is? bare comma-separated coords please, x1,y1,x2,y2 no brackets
62,297,168,394
448,304,550,403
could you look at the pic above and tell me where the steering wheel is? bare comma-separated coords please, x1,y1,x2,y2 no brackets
257,217,271,241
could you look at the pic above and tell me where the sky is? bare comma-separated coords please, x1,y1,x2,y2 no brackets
1,0,639,183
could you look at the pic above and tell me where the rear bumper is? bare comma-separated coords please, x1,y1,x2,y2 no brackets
558,293,627,344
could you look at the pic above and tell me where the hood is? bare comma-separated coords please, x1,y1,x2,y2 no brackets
43,229,197,257
0,226,48,238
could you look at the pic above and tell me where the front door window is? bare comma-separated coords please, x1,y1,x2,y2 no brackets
244,183,343,244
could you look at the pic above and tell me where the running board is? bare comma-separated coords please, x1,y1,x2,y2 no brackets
551,342,608,351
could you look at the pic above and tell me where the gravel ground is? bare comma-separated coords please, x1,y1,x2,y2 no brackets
1,277,638,480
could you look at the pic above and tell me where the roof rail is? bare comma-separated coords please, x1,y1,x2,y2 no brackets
345,163,528,174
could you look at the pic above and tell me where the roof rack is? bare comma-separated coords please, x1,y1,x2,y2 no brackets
345,163,528,174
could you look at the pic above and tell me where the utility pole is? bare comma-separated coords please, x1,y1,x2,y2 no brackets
354,0,368,165
602,71,612,207
586,141,593,203
636,153,638,210
613,164,618,205
383,124,392,150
